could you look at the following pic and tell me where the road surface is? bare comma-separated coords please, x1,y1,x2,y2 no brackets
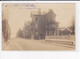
3,38,75,51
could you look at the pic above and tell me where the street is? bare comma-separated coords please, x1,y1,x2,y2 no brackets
4,38,75,51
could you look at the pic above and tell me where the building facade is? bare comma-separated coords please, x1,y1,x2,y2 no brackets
31,9,59,40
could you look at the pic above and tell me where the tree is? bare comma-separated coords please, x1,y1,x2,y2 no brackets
69,17,75,35
22,22,33,39
17,29,23,38
2,16,11,41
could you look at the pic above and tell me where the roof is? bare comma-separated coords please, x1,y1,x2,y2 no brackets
31,9,56,16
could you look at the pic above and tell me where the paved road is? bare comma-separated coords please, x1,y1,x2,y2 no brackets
4,38,74,51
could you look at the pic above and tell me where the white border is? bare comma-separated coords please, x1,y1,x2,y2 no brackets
76,2,80,52
1,1,80,3
0,1,2,51
1,1,80,59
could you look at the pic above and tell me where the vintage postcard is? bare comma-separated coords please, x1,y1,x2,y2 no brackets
2,3,75,51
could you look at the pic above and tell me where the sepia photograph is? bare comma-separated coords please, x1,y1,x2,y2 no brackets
2,3,75,51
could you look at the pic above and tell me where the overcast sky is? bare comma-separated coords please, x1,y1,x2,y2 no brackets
2,3,75,38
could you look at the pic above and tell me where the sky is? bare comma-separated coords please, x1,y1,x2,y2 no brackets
2,3,75,38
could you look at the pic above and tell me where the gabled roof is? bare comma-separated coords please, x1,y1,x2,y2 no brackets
31,9,56,16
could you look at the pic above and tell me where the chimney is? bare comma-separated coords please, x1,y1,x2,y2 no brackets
49,9,53,12
38,9,41,15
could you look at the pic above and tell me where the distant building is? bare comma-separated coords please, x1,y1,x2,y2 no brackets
30,9,59,39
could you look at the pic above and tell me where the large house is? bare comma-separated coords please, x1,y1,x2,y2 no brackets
22,9,59,39
30,9,59,39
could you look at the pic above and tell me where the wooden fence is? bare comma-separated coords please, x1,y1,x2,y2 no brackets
45,35,75,46
45,35,75,40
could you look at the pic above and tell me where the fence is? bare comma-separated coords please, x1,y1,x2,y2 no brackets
45,35,75,40
45,35,75,46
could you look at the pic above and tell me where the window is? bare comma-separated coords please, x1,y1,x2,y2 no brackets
36,17,38,21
